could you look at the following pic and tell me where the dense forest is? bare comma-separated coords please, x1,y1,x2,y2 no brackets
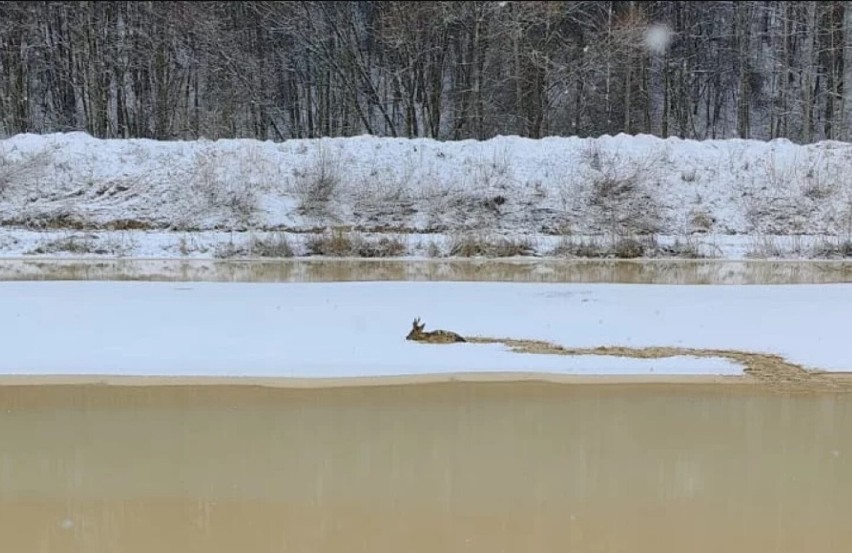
1,1,851,144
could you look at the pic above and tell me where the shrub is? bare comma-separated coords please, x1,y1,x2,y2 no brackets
214,233,294,259
447,232,534,258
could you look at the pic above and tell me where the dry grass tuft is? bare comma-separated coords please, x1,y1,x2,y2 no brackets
447,232,535,258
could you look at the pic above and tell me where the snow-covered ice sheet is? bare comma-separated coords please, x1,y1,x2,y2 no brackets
0,281,849,378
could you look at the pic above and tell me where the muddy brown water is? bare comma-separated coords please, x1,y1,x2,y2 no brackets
1,382,851,553
3,257,852,284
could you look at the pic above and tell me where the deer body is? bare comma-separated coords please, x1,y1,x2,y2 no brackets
406,317,466,344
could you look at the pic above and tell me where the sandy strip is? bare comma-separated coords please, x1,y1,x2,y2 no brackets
463,337,852,392
0,372,746,388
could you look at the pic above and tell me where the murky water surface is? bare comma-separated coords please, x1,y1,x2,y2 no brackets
2,257,852,283
1,382,850,553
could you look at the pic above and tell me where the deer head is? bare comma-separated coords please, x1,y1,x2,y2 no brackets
406,317,426,340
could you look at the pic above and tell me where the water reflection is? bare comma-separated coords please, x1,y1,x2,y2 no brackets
2,258,852,284
0,382,850,552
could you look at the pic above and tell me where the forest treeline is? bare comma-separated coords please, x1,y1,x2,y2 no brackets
1,1,851,144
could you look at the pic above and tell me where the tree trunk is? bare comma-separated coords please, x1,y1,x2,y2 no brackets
843,1,852,139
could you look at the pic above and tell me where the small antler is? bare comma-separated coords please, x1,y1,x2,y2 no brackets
412,317,421,327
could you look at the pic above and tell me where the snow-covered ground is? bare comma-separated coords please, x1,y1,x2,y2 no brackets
1,281,849,378
2,132,852,260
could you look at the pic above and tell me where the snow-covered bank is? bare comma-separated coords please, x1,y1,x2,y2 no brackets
2,132,852,260
1,281,849,378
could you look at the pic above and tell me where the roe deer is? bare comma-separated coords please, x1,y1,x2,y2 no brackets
406,317,466,343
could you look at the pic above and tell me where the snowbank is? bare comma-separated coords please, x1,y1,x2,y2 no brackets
2,132,852,260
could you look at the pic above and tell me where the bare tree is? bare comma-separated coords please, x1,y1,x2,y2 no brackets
0,0,851,145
